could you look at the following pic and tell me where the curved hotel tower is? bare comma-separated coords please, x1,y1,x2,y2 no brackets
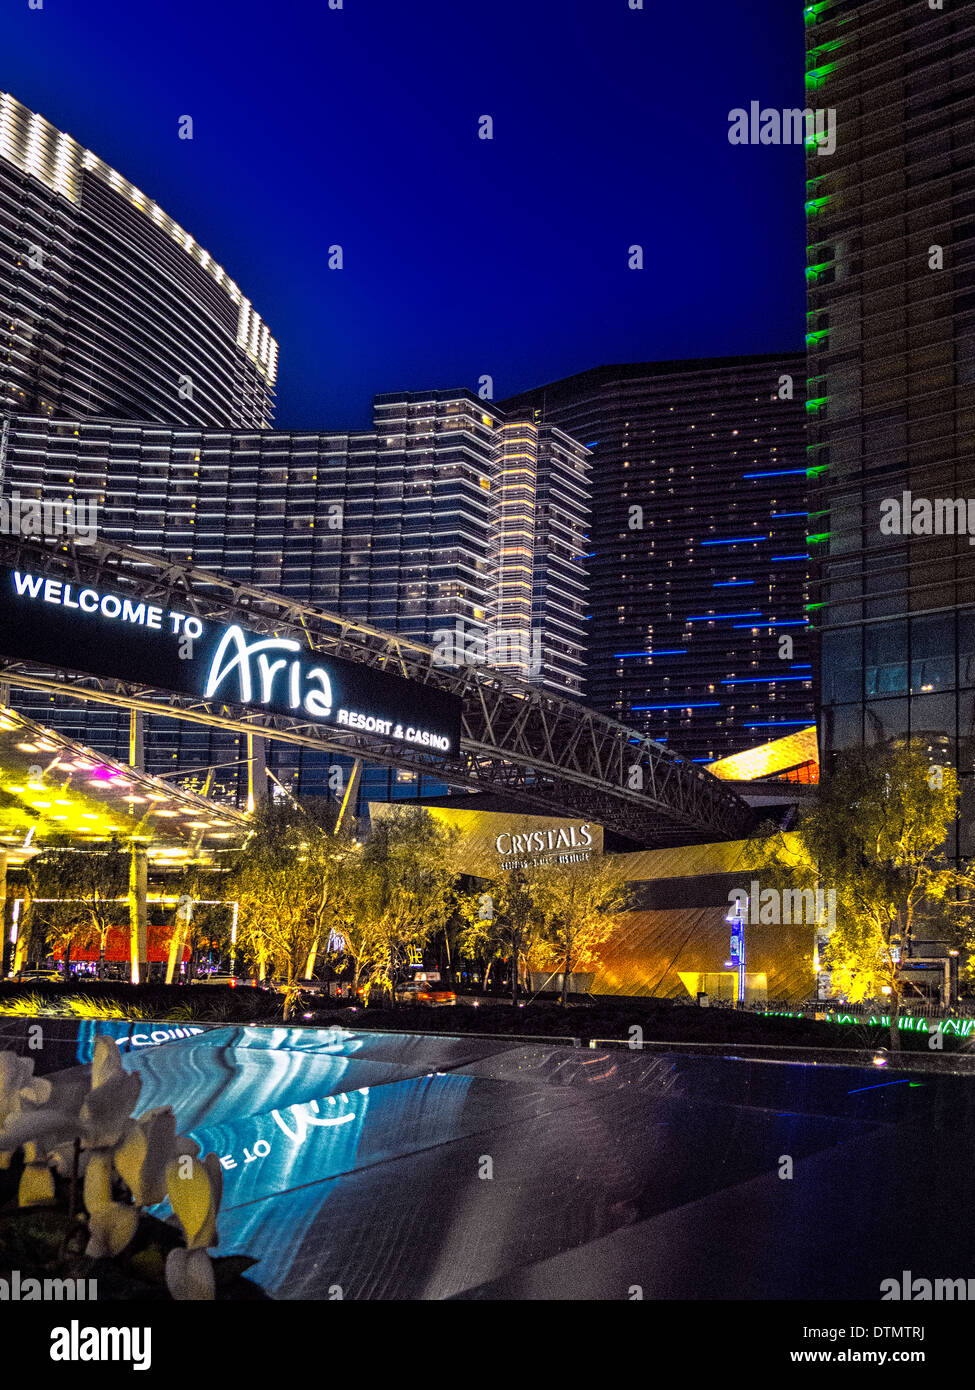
0,92,277,428
0,94,590,805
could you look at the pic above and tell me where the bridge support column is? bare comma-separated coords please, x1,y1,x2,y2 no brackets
247,733,268,813
336,758,362,832
128,843,148,984
128,709,144,770
165,898,192,985
0,848,6,975
12,886,30,975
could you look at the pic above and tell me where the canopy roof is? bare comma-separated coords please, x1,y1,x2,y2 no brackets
0,705,250,869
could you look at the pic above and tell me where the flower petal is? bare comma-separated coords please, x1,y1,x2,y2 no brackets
165,1246,215,1301
86,1202,138,1259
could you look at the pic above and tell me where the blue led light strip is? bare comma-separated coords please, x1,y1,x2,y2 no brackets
732,619,808,629
743,468,808,480
631,702,722,711
687,612,762,622
613,650,687,658
699,536,766,547
721,675,813,686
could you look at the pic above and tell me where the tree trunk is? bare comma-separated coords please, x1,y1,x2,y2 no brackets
561,946,571,1008
888,987,902,1052
283,963,298,1021
304,933,321,981
482,958,492,994
387,945,397,1009
63,937,72,981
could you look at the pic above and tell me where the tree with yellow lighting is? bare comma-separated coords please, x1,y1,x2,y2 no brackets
532,856,628,1006
754,741,975,1050
227,799,356,1019
459,866,548,1007
353,807,461,1008
24,841,128,978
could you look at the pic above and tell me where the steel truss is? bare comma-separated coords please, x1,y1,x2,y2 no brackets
0,536,751,845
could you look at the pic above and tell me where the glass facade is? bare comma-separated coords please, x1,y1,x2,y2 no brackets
808,0,975,856
0,91,590,813
0,92,276,428
501,355,811,761
0,392,590,807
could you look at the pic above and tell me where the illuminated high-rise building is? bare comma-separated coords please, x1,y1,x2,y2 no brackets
0,93,592,808
807,0,975,858
0,392,590,803
0,92,277,427
501,354,810,762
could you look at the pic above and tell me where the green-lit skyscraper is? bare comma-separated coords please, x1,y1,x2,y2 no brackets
808,0,975,858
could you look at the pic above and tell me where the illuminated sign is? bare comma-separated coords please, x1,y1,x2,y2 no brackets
370,803,604,876
0,566,462,754
495,822,594,867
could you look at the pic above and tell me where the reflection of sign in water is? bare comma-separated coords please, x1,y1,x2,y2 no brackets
76,1020,205,1064
272,1098,359,1144
216,1093,365,1172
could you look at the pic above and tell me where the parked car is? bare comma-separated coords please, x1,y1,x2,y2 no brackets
12,968,64,983
267,980,327,995
190,973,249,988
394,979,457,1007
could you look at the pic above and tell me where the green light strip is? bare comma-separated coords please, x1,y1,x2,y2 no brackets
806,532,832,544
808,37,846,58
806,330,829,346
805,62,838,89
765,1010,974,1037
805,196,831,216
803,2,831,24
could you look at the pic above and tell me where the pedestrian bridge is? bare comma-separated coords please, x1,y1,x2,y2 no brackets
0,534,750,846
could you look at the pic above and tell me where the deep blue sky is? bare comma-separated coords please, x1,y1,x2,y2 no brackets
2,0,807,430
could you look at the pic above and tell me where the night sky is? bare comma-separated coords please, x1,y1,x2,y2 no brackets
2,0,807,430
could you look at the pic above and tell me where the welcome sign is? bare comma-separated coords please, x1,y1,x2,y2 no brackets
0,565,462,755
